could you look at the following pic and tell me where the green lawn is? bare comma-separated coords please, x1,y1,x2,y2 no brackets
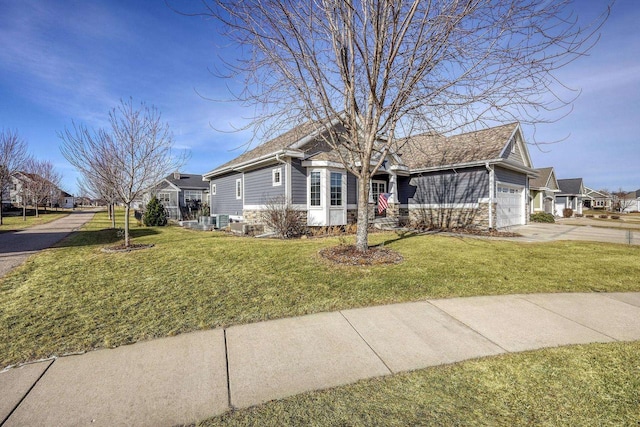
201,341,640,426
1,211,639,367
0,211,69,232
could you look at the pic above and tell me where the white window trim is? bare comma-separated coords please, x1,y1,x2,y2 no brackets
309,170,322,208
235,178,242,200
330,171,344,207
211,184,217,196
272,167,282,187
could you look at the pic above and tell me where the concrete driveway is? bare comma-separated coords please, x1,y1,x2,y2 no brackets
0,210,98,277
510,222,638,245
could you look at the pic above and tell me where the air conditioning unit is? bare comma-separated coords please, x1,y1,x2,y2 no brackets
214,214,230,229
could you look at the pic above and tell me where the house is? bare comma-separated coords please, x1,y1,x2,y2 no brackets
584,187,612,210
204,119,537,230
555,178,587,216
143,172,210,220
2,172,73,209
618,189,640,213
529,167,559,214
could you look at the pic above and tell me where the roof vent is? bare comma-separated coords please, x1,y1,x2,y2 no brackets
173,171,181,180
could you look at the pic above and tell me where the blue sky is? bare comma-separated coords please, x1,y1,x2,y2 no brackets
0,0,638,194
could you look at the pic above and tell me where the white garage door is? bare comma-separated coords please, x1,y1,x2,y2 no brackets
496,184,524,228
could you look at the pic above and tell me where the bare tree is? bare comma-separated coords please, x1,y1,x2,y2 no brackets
612,188,635,213
196,0,610,251
23,158,62,217
0,129,30,225
60,98,186,247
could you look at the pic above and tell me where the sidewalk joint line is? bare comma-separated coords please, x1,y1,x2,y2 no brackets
223,329,234,410
425,300,510,353
517,295,619,342
339,311,394,375
1,358,55,427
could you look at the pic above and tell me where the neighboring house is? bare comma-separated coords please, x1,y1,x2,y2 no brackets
143,172,210,220
584,187,612,210
529,167,559,214
555,178,587,216
203,119,537,229
2,172,73,209
617,189,640,213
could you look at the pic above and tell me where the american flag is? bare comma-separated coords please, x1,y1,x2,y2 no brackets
377,193,390,214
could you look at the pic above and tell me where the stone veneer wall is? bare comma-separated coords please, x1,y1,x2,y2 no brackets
242,208,308,234
408,203,492,229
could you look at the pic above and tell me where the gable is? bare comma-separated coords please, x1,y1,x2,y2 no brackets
499,126,532,168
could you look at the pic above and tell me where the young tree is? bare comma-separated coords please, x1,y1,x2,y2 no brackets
60,98,186,247
0,129,29,225
197,0,610,251
23,158,62,217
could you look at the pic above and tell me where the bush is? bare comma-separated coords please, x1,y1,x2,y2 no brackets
530,212,555,223
586,214,594,218
562,208,573,218
575,213,583,217
261,196,305,238
143,196,168,226
599,214,608,219
611,215,620,220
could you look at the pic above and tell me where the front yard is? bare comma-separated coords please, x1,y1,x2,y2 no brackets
1,211,639,368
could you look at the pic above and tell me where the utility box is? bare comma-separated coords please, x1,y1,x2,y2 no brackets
214,214,230,229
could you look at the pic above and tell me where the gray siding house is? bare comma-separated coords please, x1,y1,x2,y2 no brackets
144,172,209,220
555,178,587,216
530,167,560,214
203,119,537,229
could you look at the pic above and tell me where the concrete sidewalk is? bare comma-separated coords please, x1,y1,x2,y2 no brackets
0,210,97,278
2,292,639,426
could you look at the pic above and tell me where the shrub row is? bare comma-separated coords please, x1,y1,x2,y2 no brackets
530,212,555,223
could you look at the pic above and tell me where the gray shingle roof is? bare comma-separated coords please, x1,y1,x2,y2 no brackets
206,120,324,175
557,178,584,195
397,123,518,170
165,173,208,190
530,167,555,189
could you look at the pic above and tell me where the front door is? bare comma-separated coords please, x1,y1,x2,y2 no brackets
372,180,387,217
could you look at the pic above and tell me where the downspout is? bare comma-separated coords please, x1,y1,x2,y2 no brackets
486,162,494,229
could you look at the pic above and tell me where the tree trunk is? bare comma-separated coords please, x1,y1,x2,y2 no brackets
124,204,130,247
22,202,26,221
111,204,116,229
0,202,3,226
35,203,39,218
355,174,371,252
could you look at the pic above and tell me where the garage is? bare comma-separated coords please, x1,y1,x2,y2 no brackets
496,183,524,228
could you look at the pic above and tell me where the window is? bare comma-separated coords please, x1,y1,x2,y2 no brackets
330,172,342,206
235,179,242,200
272,168,282,186
310,171,321,207
158,192,171,205
211,184,216,195
184,190,202,203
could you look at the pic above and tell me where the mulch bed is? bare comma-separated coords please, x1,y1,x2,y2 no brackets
319,245,404,265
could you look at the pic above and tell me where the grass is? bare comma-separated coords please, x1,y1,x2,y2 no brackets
1,211,639,367
0,211,69,232
200,341,640,426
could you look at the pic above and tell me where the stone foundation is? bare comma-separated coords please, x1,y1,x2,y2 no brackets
242,208,308,234
408,203,492,229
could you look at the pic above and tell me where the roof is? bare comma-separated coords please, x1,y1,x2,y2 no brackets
397,123,520,170
557,178,584,195
205,119,325,177
530,167,556,189
164,173,208,190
